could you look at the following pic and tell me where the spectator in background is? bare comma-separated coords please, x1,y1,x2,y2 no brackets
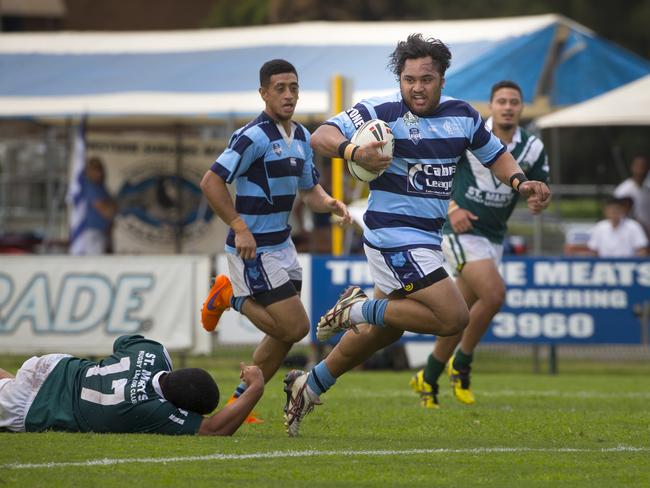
69,157,117,255
587,197,648,257
614,155,648,221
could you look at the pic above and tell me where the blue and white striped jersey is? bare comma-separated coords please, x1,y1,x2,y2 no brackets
211,111,319,254
326,93,506,251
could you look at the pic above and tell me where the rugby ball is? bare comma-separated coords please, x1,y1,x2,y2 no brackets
347,119,394,182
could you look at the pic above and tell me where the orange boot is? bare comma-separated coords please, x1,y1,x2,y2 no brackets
201,275,233,332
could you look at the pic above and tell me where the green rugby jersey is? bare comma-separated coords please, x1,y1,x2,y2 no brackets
442,119,549,243
25,335,203,434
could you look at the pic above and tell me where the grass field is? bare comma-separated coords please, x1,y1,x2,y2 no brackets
1,347,650,487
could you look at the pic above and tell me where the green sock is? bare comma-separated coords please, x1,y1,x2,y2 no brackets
423,354,446,386
453,349,473,371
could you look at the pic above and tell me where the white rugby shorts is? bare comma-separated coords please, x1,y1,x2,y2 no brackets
363,244,446,295
227,241,302,297
442,233,504,275
0,354,70,432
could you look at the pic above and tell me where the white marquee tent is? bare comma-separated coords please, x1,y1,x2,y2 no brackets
1,14,648,120
536,74,650,127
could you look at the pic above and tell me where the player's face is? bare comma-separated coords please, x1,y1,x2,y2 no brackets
490,88,523,130
399,57,445,116
604,202,626,223
260,72,299,121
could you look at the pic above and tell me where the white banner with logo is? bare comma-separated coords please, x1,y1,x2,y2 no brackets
86,132,228,254
0,256,211,355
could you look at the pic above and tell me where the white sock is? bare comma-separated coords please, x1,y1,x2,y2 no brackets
348,301,365,324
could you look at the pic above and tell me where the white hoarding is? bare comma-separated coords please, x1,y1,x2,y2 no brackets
0,255,211,355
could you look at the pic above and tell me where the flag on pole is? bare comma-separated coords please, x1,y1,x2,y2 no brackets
67,115,88,249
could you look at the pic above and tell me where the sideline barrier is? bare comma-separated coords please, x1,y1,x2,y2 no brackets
2,255,647,353
0,255,211,355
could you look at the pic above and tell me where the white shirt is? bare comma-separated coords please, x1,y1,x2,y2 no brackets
588,218,648,257
613,178,643,217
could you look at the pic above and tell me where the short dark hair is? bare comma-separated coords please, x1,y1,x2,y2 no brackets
259,59,297,87
160,368,219,415
606,196,633,208
490,80,523,101
388,33,452,79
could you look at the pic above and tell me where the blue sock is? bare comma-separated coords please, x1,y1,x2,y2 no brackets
361,298,389,326
232,382,247,398
306,361,336,397
231,296,247,312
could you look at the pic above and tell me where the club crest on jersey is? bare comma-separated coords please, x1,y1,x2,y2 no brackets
390,252,406,267
247,266,261,280
403,111,419,126
443,119,463,137
272,142,282,156
409,127,421,145
407,162,456,196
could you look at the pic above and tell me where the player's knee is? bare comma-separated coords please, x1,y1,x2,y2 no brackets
436,307,469,336
483,286,506,312
279,322,309,343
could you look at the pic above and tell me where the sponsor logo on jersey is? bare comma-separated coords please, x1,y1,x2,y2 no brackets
345,108,366,129
407,162,455,195
407,163,456,197
409,127,421,145
272,142,282,156
290,157,297,168
403,111,419,126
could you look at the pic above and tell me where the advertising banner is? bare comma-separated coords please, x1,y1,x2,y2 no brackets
311,256,650,344
0,256,211,355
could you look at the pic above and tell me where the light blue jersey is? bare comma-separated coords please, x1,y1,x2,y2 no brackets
211,111,318,254
327,93,506,251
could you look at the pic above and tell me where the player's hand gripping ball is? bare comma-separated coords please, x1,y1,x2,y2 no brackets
347,119,394,182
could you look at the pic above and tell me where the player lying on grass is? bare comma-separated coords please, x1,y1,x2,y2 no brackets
0,334,263,435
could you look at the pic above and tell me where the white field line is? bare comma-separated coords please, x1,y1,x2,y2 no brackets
346,389,650,399
3,446,649,470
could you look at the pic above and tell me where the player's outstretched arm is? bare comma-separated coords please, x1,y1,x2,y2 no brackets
299,184,351,225
489,152,551,203
311,124,349,158
198,363,264,436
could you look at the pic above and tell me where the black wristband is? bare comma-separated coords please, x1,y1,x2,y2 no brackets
350,145,359,162
509,172,528,192
337,140,352,158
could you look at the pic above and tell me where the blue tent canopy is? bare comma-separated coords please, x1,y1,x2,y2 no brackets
0,14,647,119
